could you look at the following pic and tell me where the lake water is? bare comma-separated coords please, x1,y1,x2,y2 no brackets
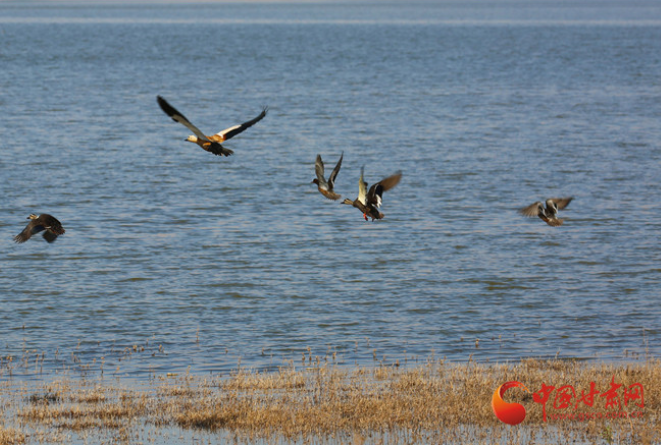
1,0,660,379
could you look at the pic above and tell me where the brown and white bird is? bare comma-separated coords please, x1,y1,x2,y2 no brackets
342,167,402,221
519,197,573,227
157,96,267,157
312,152,343,200
14,214,66,243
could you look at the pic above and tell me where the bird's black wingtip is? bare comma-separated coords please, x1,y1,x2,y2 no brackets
157,95,171,111
157,95,180,121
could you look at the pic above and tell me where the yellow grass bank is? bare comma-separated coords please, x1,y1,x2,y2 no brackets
1,357,659,444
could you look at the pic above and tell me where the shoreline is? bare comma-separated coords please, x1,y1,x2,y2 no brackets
1,356,658,444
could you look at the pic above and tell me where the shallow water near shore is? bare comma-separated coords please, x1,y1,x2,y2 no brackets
1,357,657,444
1,0,661,382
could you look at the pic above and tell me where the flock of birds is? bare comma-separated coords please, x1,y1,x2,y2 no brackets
13,97,574,244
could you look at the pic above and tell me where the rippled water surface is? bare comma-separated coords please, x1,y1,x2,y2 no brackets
1,1,660,378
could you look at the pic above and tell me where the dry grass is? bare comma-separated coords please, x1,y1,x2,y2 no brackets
1,358,659,444
0,426,25,445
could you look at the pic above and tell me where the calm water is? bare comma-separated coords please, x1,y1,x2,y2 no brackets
1,1,660,379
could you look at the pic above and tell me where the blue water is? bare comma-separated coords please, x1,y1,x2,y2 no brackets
1,1,660,379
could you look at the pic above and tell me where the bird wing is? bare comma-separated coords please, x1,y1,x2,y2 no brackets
157,96,210,142
376,172,402,193
42,231,59,243
357,166,368,205
519,202,543,217
551,197,573,210
314,154,328,187
328,152,343,187
213,106,268,142
367,172,402,208
13,227,32,243
13,221,44,243
366,183,381,207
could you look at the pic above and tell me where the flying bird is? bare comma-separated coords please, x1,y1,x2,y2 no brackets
14,214,66,243
342,167,402,221
312,152,343,200
157,96,267,157
519,197,573,227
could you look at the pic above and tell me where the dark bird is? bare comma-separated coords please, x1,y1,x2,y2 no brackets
342,167,402,221
157,96,267,157
14,214,66,243
312,152,343,200
519,197,573,227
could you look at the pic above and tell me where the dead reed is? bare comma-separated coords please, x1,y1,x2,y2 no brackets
0,426,25,445
1,357,659,444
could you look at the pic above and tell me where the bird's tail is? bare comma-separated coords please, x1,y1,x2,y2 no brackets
371,211,385,221
208,143,234,157
217,147,234,157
